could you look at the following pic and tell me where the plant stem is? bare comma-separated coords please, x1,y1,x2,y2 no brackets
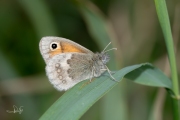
154,0,179,119
172,99,180,120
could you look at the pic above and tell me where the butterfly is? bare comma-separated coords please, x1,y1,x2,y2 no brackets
39,37,117,91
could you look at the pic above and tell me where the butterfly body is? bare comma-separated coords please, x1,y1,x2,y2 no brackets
39,37,110,91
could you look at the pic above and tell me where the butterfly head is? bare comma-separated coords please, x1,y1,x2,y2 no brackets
99,52,110,64
97,42,117,65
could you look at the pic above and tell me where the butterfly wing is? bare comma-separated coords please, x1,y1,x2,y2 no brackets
39,36,93,63
46,53,93,91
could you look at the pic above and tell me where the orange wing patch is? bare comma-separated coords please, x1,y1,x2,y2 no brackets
49,42,86,57
49,48,62,57
61,42,85,53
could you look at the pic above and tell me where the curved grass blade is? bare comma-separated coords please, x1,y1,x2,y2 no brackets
125,65,172,90
39,63,172,120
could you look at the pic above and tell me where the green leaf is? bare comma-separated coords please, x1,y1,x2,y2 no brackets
39,63,172,120
125,65,172,90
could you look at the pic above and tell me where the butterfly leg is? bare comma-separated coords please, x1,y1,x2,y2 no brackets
80,69,95,89
101,69,116,74
89,69,95,82
110,71,116,74
104,65,119,82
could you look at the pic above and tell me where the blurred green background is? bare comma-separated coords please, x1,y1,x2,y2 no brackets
0,0,179,120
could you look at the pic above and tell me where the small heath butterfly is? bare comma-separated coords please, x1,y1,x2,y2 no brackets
39,37,117,91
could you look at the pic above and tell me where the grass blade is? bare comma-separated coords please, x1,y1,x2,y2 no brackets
39,63,172,120
154,0,180,119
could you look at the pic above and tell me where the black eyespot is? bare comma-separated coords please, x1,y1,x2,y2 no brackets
51,43,57,49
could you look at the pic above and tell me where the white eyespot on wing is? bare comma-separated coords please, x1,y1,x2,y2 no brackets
45,53,78,91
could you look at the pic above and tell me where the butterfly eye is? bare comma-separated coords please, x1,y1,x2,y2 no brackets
50,42,59,51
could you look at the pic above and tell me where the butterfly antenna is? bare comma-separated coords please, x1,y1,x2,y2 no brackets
102,42,112,53
104,48,117,53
